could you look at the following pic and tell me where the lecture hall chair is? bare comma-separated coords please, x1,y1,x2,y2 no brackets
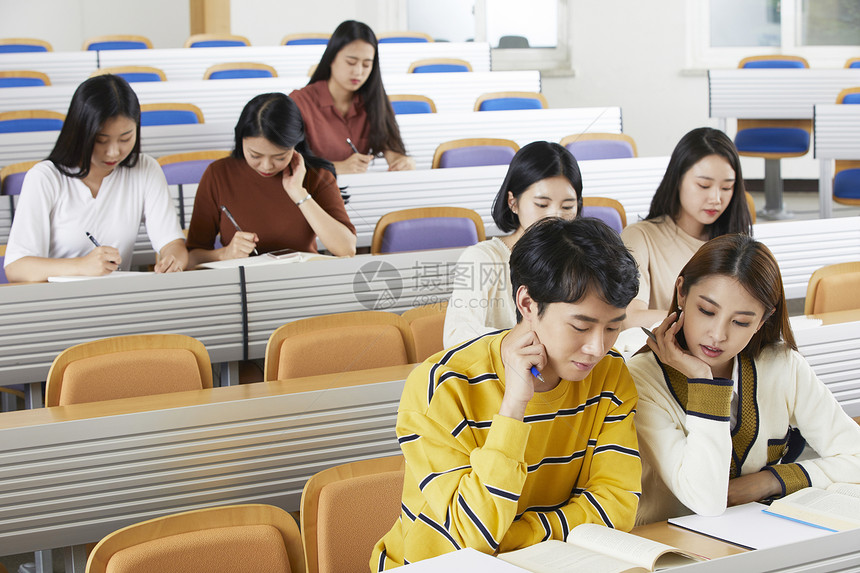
83,34,153,51
581,196,627,234
91,66,166,83
431,137,520,169
0,37,52,52
86,504,305,573
474,91,548,111
401,300,449,361
300,455,405,573
407,58,472,73
560,132,638,161
281,33,330,46
370,206,486,255
388,94,436,115
0,159,39,220
846,58,860,69
804,261,860,315
184,33,251,48
733,55,811,220
158,150,230,228
0,70,51,88
203,62,277,80
45,334,213,406
0,110,64,133
263,311,417,382
377,31,433,43
832,87,860,207
140,103,204,126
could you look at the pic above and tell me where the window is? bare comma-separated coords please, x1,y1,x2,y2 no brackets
687,0,860,69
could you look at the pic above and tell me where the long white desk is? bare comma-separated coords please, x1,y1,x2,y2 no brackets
814,103,860,218
0,51,99,86
0,70,541,123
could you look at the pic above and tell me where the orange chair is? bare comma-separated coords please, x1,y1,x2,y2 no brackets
300,456,405,573
46,334,213,406
804,262,860,315
402,300,449,361
86,504,304,573
263,311,416,381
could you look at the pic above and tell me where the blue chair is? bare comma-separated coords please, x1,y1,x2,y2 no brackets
0,70,50,88
184,33,250,48
140,103,204,126
158,150,230,229
474,91,547,111
377,32,433,44
281,33,330,46
581,197,627,234
832,88,860,207
0,38,52,53
408,58,471,73
370,207,485,254
561,133,638,161
92,66,166,83
0,110,64,133
847,58,860,69
203,62,277,80
432,138,520,169
389,94,436,115
734,55,811,219
83,34,152,51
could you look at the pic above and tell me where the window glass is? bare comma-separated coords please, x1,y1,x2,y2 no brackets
800,0,860,46
406,0,475,42
486,0,557,48
710,0,781,47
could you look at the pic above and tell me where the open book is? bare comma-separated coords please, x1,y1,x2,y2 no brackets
764,483,860,532
197,251,336,269
498,524,702,573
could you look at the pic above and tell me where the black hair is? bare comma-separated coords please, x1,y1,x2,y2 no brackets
47,74,141,179
510,217,639,321
491,141,584,233
307,20,406,156
646,127,752,239
231,92,335,177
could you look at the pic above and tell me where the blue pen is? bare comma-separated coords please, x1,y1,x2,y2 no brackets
530,365,545,384
85,232,101,247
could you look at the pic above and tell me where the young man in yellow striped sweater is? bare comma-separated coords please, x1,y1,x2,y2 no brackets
372,217,642,569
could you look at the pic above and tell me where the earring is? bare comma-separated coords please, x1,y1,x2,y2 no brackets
676,305,683,314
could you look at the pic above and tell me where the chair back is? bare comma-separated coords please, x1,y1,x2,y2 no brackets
46,334,213,406
847,58,860,69
0,160,39,196
739,55,809,69
140,103,204,126
833,160,860,205
0,244,7,285
432,138,520,169
204,62,277,80
92,66,166,83
402,301,449,361
281,33,330,46
837,87,860,105
185,33,250,48
86,504,304,573
561,132,637,160
408,58,471,73
0,70,51,88
474,91,547,111
371,206,486,255
581,197,627,234
377,32,433,43
83,35,152,51
300,456,405,573
498,35,530,48
0,110,64,133
805,261,860,315
158,150,230,185
388,94,436,115
0,37,52,52
263,311,416,381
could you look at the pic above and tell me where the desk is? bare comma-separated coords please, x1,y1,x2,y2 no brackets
0,51,98,86
814,104,860,218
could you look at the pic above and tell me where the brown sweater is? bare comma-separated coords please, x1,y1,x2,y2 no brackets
186,156,355,254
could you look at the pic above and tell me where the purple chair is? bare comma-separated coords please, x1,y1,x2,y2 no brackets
581,197,627,234
1,160,39,220
432,138,520,169
561,133,637,161
371,207,486,254
158,150,230,229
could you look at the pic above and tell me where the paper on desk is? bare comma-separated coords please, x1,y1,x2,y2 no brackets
197,252,335,269
397,548,527,571
668,502,833,550
47,271,151,282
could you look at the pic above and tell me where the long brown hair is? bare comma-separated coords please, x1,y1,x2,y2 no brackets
669,234,796,358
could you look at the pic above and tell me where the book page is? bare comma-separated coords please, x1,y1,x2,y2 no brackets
826,483,860,498
768,488,860,531
567,524,698,570
499,540,645,573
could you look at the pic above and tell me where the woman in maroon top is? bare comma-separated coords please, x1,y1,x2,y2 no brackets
290,20,414,174
186,93,357,266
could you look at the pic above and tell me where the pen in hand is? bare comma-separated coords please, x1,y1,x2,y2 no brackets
346,137,360,155
85,232,101,247
220,205,259,256
530,365,546,384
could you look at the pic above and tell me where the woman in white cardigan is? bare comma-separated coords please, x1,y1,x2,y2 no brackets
628,234,860,524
